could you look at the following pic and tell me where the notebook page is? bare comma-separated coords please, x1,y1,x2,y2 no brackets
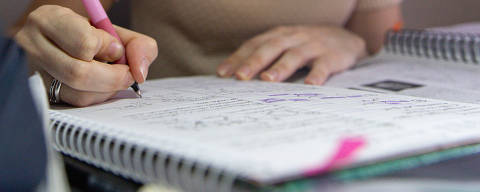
430,22,480,34
52,76,480,183
323,55,480,104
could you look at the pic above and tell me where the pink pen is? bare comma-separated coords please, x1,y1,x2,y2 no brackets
81,0,141,97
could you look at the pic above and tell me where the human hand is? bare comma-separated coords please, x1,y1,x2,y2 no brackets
217,26,367,85
15,5,158,107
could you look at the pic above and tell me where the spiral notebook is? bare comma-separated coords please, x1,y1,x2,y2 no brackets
50,73,480,191
384,28,480,63
325,26,480,104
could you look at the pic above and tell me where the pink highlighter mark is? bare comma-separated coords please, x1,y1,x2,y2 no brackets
303,137,366,177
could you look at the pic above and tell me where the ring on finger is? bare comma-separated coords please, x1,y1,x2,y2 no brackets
49,78,63,104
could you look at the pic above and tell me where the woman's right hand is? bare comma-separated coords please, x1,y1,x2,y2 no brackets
15,5,158,107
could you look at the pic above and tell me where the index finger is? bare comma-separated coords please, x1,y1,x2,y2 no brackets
115,26,158,83
217,27,294,77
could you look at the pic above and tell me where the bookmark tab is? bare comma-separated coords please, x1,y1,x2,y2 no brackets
303,137,366,177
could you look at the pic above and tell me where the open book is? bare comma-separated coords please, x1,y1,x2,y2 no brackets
48,23,480,192
51,74,480,191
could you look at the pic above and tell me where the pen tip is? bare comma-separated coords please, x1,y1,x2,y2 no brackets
135,90,142,98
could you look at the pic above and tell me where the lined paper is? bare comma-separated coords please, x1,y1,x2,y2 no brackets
53,76,480,183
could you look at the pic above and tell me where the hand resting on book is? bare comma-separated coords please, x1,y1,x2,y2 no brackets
217,26,368,85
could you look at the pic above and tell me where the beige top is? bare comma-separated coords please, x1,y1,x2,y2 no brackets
131,0,401,79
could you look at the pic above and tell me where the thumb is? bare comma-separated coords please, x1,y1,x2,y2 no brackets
93,28,125,63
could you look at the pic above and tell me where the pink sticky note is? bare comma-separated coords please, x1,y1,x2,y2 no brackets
303,137,366,177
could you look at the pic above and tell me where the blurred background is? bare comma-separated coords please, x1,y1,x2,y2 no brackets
3,0,480,31
109,0,480,29
401,0,480,28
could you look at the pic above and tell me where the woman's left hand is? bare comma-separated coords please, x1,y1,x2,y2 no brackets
217,25,368,85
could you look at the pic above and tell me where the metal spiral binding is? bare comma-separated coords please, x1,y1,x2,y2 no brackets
385,29,480,65
49,111,237,192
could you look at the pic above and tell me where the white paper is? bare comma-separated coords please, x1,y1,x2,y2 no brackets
52,77,480,183
319,22,480,104
322,53,480,104
29,73,70,192
430,22,480,34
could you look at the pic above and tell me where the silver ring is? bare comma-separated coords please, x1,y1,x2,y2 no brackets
49,79,63,104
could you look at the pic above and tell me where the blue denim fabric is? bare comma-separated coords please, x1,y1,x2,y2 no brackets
0,34,47,191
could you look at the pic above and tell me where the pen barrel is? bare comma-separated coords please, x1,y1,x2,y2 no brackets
93,18,127,64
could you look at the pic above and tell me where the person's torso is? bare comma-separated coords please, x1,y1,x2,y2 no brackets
131,0,357,78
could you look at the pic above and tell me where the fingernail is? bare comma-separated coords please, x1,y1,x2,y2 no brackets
237,68,250,80
140,57,149,82
262,70,277,81
305,78,322,85
217,66,229,77
108,41,124,60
